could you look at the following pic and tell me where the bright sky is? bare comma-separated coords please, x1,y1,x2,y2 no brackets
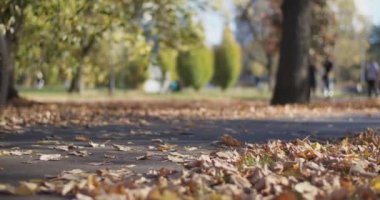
355,0,380,25
204,0,380,46
202,11,224,46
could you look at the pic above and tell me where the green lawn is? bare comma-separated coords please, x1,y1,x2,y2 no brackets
18,86,272,102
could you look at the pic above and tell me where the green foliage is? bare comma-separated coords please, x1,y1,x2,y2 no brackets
93,29,151,89
121,59,149,89
250,61,266,76
213,28,241,89
10,0,210,90
177,45,214,90
158,46,178,80
331,0,370,81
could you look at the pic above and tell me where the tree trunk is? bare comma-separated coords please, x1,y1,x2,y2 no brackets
0,33,11,108
68,63,84,94
108,65,115,96
266,52,274,91
0,33,19,109
271,0,311,105
67,36,97,94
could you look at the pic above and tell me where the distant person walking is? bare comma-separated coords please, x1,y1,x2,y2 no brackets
365,58,380,97
309,62,317,96
322,57,334,97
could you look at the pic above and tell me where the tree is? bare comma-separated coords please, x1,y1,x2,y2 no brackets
213,27,242,89
0,0,27,108
177,45,214,90
271,0,312,105
331,0,370,82
158,45,178,81
235,0,335,92
235,0,282,90
23,0,208,94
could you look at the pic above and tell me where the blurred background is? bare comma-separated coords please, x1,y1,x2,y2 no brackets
1,0,380,103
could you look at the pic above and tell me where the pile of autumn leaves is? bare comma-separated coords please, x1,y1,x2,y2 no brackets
1,130,380,200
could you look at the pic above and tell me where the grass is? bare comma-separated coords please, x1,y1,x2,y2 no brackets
18,86,272,102
17,85,361,103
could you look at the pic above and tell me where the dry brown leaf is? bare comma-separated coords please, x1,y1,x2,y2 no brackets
75,135,90,142
69,150,89,157
294,182,319,200
104,154,116,159
14,182,39,196
112,144,132,152
275,191,298,200
167,155,185,163
136,152,154,160
61,181,76,196
220,134,241,147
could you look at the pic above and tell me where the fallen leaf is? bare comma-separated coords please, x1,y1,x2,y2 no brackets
136,152,154,160
371,176,380,193
14,181,39,196
294,182,319,200
275,191,297,200
151,138,163,143
37,140,60,145
220,134,241,147
0,150,33,156
112,144,132,152
76,193,93,200
61,181,76,196
53,145,70,151
104,154,116,159
39,154,62,161
75,135,90,142
0,183,15,194
89,140,109,148
184,146,198,151
167,155,185,163
157,143,176,152
69,150,89,157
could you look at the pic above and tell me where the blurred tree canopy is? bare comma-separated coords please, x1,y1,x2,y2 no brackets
331,0,370,82
233,0,371,104
0,0,376,106
235,0,336,75
1,0,210,105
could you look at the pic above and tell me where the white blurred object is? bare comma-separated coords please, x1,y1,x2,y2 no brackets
143,79,161,93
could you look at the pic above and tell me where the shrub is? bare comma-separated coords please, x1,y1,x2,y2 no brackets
117,57,149,89
177,45,214,90
213,28,242,89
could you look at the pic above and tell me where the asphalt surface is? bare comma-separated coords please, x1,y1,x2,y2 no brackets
0,114,379,199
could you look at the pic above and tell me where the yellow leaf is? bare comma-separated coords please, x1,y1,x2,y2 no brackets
371,176,380,193
311,142,321,151
0,183,15,194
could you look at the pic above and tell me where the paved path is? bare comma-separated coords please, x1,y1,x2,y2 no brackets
0,114,379,199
